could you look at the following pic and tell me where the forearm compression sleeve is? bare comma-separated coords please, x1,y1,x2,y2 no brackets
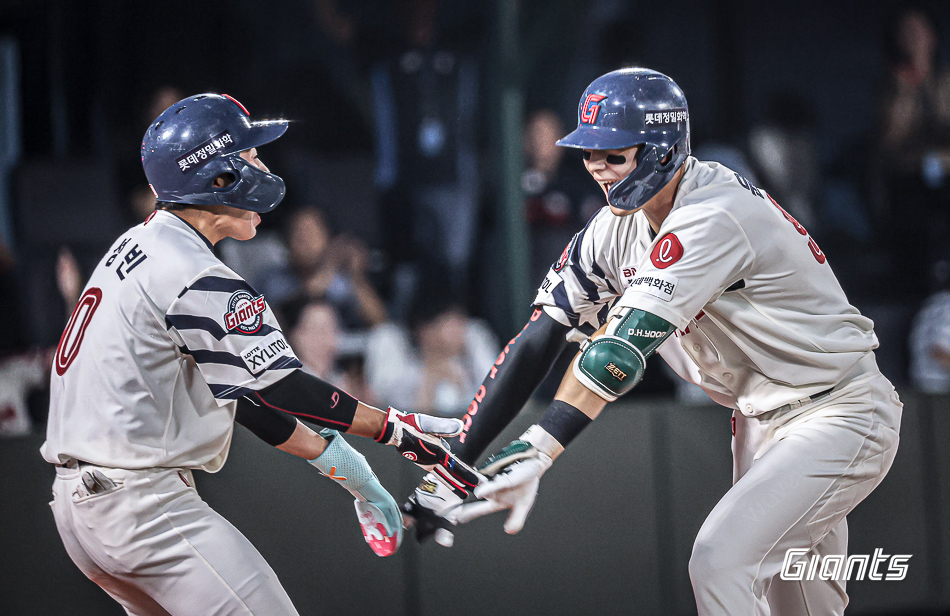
235,369,359,446
454,308,574,463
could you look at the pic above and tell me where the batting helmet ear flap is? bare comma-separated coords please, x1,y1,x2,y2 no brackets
200,154,286,213
657,145,675,168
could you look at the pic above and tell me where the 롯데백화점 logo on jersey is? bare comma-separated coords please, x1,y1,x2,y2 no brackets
651,233,684,269
780,548,911,582
224,290,266,334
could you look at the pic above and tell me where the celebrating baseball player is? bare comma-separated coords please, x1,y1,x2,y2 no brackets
405,68,903,615
42,93,476,616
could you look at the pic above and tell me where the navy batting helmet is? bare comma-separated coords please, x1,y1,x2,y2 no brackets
557,68,690,211
141,93,288,213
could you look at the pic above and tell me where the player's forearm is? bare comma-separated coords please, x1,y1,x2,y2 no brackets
276,420,329,459
553,364,608,420
348,402,387,439
454,308,573,464
240,369,359,432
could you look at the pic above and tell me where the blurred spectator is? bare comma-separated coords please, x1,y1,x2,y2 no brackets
0,349,50,437
115,86,187,206
370,0,483,312
286,298,372,402
748,91,820,230
522,109,602,283
0,238,77,436
364,294,498,416
871,5,950,299
55,247,83,310
909,258,950,394
0,239,29,356
220,205,388,331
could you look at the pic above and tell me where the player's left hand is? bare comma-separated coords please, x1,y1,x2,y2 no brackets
379,407,481,493
351,477,404,557
453,440,553,534
310,429,403,557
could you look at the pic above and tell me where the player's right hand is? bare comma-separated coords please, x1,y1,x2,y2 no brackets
402,472,466,547
379,406,483,494
452,439,553,535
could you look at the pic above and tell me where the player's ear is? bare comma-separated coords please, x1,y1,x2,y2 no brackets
213,172,236,188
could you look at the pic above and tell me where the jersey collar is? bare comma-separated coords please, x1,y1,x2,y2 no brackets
151,210,215,251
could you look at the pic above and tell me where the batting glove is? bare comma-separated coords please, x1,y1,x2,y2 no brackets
453,425,560,534
402,472,466,547
377,406,482,494
310,429,403,557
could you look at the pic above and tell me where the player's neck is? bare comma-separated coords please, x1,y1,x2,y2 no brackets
641,166,686,233
172,208,225,244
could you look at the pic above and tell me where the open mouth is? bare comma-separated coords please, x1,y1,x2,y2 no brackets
601,181,614,196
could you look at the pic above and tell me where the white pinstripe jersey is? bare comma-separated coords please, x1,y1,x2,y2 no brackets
534,157,878,415
42,210,301,471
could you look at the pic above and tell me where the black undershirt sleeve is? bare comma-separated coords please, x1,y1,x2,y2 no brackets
454,308,575,464
235,369,359,446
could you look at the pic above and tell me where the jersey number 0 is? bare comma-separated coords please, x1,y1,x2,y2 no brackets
55,287,103,376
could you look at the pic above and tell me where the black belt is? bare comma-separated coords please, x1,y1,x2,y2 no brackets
770,387,835,414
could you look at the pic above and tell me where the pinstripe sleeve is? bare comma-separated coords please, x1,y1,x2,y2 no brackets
165,264,301,405
532,211,619,329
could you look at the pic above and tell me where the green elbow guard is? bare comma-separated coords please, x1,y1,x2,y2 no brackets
572,308,675,402
573,336,645,402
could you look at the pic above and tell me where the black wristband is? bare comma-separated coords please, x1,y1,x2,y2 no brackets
539,400,592,448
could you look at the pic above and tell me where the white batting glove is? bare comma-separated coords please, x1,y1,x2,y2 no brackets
378,406,482,493
453,425,559,534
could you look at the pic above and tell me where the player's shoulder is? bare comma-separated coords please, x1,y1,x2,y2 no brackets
679,158,761,204
669,158,770,226
135,211,231,305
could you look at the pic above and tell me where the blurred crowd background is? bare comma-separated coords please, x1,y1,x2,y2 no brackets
1,0,950,433
1,1,950,613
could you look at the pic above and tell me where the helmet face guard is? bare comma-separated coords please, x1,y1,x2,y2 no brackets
141,94,289,213
557,68,690,211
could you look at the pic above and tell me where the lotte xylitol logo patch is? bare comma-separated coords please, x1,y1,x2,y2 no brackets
224,290,266,334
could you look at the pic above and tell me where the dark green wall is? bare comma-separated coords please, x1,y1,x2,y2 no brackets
2,394,947,615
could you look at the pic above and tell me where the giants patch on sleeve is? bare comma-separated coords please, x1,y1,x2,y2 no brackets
629,273,678,302
241,331,295,372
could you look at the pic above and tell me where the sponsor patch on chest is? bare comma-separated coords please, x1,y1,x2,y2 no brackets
240,331,294,372
628,272,678,302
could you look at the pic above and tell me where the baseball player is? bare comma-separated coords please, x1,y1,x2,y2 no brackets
405,69,903,615
42,93,476,616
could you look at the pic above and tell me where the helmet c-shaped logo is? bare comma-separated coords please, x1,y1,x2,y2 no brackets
651,233,684,269
580,94,607,124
